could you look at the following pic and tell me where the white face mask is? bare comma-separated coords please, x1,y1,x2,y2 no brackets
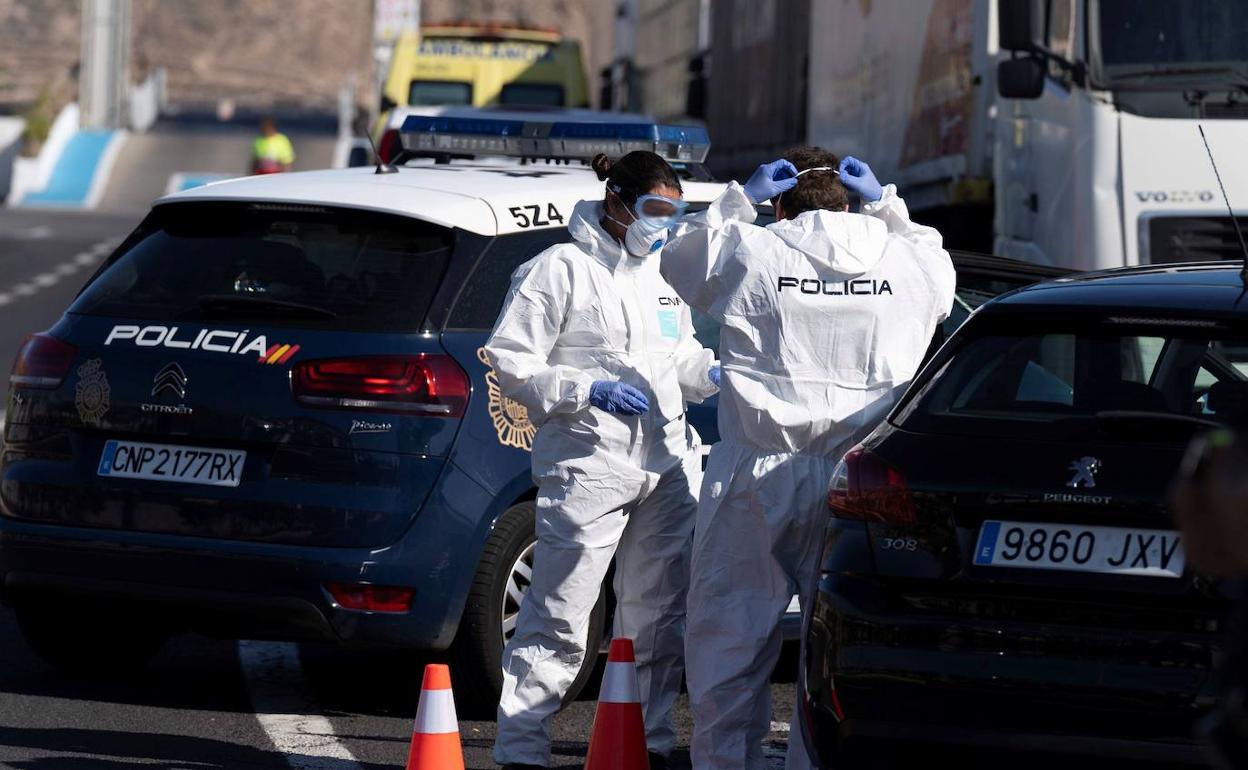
606,192,670,257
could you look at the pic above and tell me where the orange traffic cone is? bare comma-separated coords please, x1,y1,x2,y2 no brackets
584,638,648,770
405,663,465,770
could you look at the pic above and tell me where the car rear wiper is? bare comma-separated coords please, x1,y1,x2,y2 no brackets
1086,410,1223,441
196,294,338,319
1093,410,1222,428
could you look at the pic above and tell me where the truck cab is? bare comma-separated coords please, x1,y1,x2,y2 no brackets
381,23,590,114
995,0,1248,270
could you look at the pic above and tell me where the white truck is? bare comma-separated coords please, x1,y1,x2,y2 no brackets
807,0,1248,271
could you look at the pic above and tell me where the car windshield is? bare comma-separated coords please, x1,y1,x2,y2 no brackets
499,83,565,107
70,202,454,332
409,80,473,106
897,317,1248,440
1096,0,1248,81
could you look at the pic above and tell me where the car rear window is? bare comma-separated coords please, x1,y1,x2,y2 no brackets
896,317,1248,440
448,230,571,329
71,203,453,332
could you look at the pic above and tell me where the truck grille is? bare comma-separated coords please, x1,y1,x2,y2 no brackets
1147,215,1248,264
1203,101,1248,119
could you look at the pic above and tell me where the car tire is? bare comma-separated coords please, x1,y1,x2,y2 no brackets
16,602,166,675
450,500,606,717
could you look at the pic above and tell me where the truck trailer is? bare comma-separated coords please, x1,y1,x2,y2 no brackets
808,0,1248,270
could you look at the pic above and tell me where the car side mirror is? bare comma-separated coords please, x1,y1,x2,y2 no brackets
379,94,397,113
998,57,1046,99
998,0,1045,52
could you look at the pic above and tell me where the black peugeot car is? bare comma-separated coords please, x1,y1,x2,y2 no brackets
801,262,1248,764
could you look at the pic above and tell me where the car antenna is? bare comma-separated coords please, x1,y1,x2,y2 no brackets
1198,124,1248,284
365,131,398,175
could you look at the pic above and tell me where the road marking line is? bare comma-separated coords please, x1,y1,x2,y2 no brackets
238,640,363,770
0,237,116,310
770,721,790,733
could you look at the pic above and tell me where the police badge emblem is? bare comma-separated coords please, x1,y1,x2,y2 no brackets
75,358,111,424
477,347,535,451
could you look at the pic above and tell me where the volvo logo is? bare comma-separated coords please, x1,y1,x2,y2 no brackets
151,362,188,399
1066,456,1101,489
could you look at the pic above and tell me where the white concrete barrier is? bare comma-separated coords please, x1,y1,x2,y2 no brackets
129,68,167,133
0,117,26,205
9,103,80,205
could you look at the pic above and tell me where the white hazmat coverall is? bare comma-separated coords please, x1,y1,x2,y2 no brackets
662,182,955,770
486,199,719,767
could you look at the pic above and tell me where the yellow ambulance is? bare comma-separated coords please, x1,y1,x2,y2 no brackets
382,23,590,112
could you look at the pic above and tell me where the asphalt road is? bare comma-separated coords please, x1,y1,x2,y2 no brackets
0,208,137,395
0,605,796,769
100,118,338,216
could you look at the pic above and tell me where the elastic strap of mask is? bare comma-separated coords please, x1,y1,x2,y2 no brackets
795,166,838,177
607,187,637,224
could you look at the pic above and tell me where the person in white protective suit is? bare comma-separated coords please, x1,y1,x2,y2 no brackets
661,146,956,770
485,150,720,770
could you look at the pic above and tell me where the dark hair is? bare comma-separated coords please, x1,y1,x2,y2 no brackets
775,146,848,216
591,151,682,203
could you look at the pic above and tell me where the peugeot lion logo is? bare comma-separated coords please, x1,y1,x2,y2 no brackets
151,362,188,399
1066,456,1101,489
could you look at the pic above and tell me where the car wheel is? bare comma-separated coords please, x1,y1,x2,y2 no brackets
16,602,166,675
450,500,606,717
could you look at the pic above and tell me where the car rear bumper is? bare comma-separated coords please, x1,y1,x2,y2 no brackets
801,572,1219,765
0,522,450,647
0,460,501,648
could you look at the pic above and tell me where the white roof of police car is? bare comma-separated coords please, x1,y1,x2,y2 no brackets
159,159,727,237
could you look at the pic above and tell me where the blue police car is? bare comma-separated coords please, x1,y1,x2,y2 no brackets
0,117,725,709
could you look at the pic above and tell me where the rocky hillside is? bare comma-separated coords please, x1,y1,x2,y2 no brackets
0,0,614,116
131,0,373,111
0,0,81,112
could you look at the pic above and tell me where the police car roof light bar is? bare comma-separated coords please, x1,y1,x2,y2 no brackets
396,115,711,165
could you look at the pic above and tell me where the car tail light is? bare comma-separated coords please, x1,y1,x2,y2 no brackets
377,128,401,163
325,582,414,613
292,354,469,416
10,333,77,388
827,447,917,525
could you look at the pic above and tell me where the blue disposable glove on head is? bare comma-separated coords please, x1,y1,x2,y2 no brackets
709,365,721,387
838,156,883,203
743,159,799,205
589,380,649,415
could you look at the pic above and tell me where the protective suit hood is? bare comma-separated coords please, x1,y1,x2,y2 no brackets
767,209,888,277
568,199,628,270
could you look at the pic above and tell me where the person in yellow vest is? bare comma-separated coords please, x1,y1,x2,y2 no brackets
251,117,295,174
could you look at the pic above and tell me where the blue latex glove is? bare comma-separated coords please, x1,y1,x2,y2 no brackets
838,156,883,203
589,380,649,415
709,365,721,387
743,159,798,204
